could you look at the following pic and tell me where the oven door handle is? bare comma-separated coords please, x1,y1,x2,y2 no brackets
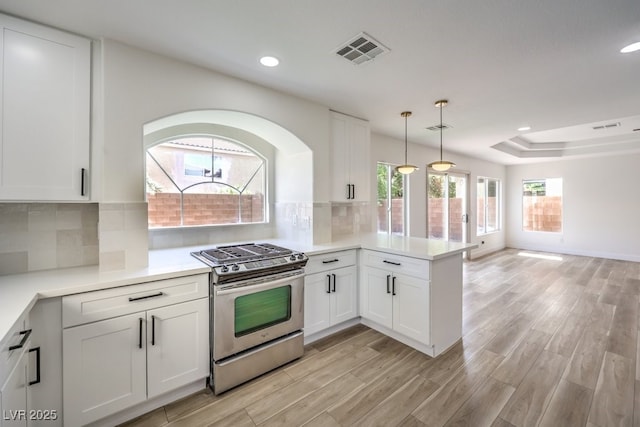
215,270,304,295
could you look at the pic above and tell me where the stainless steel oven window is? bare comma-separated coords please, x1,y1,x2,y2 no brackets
234,285,292,336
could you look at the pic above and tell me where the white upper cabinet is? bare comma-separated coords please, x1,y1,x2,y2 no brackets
0,14,91,201
330,111,370,202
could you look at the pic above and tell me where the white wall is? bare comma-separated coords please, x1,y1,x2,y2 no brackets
370,133,507,258
100,39,330,203
506,153,640,262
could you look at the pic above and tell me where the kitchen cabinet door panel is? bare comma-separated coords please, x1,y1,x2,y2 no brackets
63,313,146,427
146,299,209,398
0,348,28,427
330,112,370,202
0,14,90,201
392,274,430,343
332,266,358,325
360,266,393,329
304,273,332,336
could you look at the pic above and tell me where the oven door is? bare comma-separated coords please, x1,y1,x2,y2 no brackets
212,270,304,361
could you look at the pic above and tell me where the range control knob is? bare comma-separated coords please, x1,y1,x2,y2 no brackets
297,253,305,260
220,265,229,273
289,255,297,261
231,264,240,271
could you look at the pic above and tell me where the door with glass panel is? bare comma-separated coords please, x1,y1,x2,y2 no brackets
427,171,468,243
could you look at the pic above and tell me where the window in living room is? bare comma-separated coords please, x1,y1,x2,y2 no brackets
522,178,563,232
477,177,501,235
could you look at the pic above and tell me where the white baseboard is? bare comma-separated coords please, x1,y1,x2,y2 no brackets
303,318,361,345
86,379,207,427
507,243,640,263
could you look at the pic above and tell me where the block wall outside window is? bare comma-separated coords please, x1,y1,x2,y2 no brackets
146,136,266,228
522,178,563,232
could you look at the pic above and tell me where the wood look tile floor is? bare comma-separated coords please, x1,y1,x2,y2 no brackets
120,249,640,427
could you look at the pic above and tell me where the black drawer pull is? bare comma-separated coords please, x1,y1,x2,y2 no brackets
29,347,41,385
332,274,336,292
129,292,164,302
386,275,391,294
322,259,339,264
326,275,332,293
392,276,397,296
9,329,32,351
138,318,143,349
383,260,401,266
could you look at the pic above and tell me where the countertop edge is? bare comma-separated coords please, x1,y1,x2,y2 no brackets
1,236,475,343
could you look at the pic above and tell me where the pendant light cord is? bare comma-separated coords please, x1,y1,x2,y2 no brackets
439,103,443,162
405,114,408,164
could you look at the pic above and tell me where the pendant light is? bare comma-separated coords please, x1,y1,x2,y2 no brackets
428,99,456,172
395,111,418,175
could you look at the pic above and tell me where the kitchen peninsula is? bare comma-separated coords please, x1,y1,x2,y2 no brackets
0,234,474,426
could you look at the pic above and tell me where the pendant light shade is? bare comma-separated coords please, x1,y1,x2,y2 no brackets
427,99,456,172
395,111,418,175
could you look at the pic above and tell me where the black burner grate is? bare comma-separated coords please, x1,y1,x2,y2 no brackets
199,243,292,265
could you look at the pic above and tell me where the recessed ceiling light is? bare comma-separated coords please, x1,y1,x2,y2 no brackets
259,56,279,67
620,42,640,53
517,126,531,132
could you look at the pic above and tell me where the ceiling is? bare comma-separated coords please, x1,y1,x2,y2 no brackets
1,0,639,165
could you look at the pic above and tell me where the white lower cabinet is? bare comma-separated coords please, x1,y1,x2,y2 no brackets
304,250,358,337
63,313,147,426
1,347,28,427
1,299,63,427
146,299,209,398
62,274,209,427
360,250,431,346
304,266,358,336
360,266,429,343
391,273,429,343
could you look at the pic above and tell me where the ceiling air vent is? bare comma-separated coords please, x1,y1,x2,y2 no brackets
426,124,452,132
334,32,390,65
592,122,620,130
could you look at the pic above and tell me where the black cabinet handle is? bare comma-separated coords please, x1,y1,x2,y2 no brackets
138,318,143,349
392,276,397,296
383,260,401,266
346,184,351,199
386,275,391,294
332,274,336,292
351,184,355,199
28,347,41,386
326,275,331,293
80,168,87,196
151,315,156,346
322,259,339,264
9,329,32,351
129,292,164,302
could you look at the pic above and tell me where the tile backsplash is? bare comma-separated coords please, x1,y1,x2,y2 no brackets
0,199,372,275
0,203,99,275
99,202,149,271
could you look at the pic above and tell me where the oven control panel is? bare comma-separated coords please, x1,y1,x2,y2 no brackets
212,253,308,279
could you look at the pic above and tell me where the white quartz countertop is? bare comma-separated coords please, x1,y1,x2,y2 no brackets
0,234,476,344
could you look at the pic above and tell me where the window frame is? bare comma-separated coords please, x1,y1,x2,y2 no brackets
145,133,269,229
376,162,408,236
521,177,563,233
476,176,502,236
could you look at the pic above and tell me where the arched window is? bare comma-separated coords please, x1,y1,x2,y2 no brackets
146,135,266,228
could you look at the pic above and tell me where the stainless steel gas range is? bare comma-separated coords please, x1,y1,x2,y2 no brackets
191,243,308,394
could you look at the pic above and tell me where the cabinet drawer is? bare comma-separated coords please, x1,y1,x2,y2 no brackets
62,274,209,328
305,250,357,275
360,250,430,279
